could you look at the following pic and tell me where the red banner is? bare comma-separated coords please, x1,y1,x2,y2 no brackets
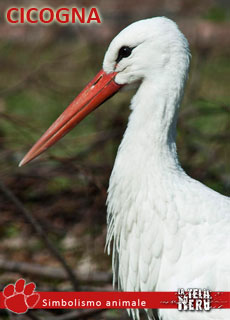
0,291,230,310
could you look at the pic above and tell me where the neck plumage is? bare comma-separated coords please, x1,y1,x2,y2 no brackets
120,73,186,172
106,72,187,263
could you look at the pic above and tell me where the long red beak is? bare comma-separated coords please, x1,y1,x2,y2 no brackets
19,70,122,167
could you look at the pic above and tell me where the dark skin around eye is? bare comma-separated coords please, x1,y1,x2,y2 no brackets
116,46,133,63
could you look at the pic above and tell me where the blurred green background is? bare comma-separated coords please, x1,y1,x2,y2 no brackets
0,0,229,319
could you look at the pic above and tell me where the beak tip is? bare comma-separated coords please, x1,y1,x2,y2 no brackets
18,158,27,167
18,160,24,167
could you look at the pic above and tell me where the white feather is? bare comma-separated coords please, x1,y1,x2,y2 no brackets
103,17,230,319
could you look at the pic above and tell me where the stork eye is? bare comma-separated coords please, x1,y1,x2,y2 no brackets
116,46,133,63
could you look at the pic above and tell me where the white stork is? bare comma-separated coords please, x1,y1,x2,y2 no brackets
20,17,230,320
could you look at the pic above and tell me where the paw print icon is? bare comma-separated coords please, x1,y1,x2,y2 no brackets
3,279,40,314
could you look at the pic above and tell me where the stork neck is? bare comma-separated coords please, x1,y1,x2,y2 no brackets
123,75,184,171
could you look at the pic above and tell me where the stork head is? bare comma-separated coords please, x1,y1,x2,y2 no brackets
104,17,190,86
19,17,190,167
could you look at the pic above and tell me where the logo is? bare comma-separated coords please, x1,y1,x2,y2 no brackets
3,278,40,314
178,288,211,311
